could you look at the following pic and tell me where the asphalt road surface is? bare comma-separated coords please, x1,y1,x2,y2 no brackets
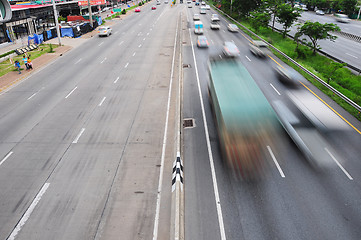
183,3,361,240
0,2,181,240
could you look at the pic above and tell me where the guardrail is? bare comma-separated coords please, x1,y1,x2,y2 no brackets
212,5,361,113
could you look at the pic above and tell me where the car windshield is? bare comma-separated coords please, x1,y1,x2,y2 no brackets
230,24,237,28
99,28,107,31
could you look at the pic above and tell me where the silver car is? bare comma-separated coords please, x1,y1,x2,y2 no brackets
197,36,209,48
227,24,238,32
98,26,112,37
249,40,269,58
223,41,239,57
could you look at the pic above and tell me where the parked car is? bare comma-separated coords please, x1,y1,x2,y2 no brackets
249,40,269,58
152,5,157,10
227,24,238,32
315,10,325,15
223,41,240,57
193,14,200,20
335,13,351,23
135,7,141,12
197,36,209,48
98,26,112,37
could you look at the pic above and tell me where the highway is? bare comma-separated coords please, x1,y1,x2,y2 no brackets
183,3,361,240
1,1,361,240
0,2,180,240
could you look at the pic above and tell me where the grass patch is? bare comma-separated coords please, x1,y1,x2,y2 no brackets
0,44,58,77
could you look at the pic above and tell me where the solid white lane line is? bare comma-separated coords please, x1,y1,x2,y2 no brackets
0,151,13,166
72,128,85,144
345,53,358,58
119,41,124,46
98,42,104,46
124,62,129,68
65,86,77,99
245,56,251,62
100,57,107,64
138,44,142,48
133,52,136,56
270,83,281,95
98,97,106,106
75,58,82,64
114,77,119,83
325,148,353,180
188,28,227,240
27,92,37,100
152,15,178,240
7,183,50,240
267,146,285,178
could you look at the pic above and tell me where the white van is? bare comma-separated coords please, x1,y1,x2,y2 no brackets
194,21,204,34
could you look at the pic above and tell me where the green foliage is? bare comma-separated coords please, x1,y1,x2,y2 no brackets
122,9,127,14
49,44,54,53
58,16,67,22
249,10,271,31
139,2,142,6
296,21,340,54
0,50,15,58
276,3,301,38
231,0,263,16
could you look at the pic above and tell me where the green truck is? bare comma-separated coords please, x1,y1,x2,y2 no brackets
208,57,280,179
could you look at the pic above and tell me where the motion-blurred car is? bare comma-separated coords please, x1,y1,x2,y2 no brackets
211,14,219,22
135,7,141,12
98,26,112,37
274,65,302,86
197,36,209,48
156,0,161,4
205,5,210,10
210,21,220,30
193,14,200,20
188,3,192,7
335,13,351,23
195,1,199,5
249,40,268,58
223,41,240,57
164,0,168,3
315,10,325,15
152,5,157,10
201,1,205,5
227,24,238,32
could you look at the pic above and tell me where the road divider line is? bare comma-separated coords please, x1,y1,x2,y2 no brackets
245,56,251,62
100,57,107,64
345,52,358,59
133,52,136,56
325,148,353,180
115,31,118,34
114,77,119,83
147,32,149,36
189,28,227,240
65,86,77,99
270,83,281,95
267,146,285,178
0,151,13,166
153,13,178,240
75,58,82,64
138,44,142,48
119,41,124,46
143,38,146,41
98,42,104,47
98,97,106,106
72,128,85,144
27,92,37,100
7,183,50,240
124,63,129,68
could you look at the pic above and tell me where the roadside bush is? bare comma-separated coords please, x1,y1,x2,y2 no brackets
122,9,126,14
0,50,15,59
139,2,142,6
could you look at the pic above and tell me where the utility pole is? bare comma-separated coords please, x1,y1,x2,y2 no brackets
52,0,62,46
88,0,93,28
357,6,361,20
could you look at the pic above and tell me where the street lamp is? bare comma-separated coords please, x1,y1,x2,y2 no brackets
357,5,361,20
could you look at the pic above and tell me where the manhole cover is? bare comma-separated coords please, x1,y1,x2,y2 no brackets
183,118,195,128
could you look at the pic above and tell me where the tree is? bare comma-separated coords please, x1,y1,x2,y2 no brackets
232,0,263,17
249,10,271,32
263,0,283,31
324,62,347,84
296,21,340,54
276,3,301,38
341,0,357,16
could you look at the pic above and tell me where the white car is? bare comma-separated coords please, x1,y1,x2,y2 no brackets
205,5,210,10
210,21,220,30
227,24,238,32
193,14,200,20
201,1,205,5
211,14,220,22
316,10,325,15
98,26,112,37
188,3,192,8
335,13,351,23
